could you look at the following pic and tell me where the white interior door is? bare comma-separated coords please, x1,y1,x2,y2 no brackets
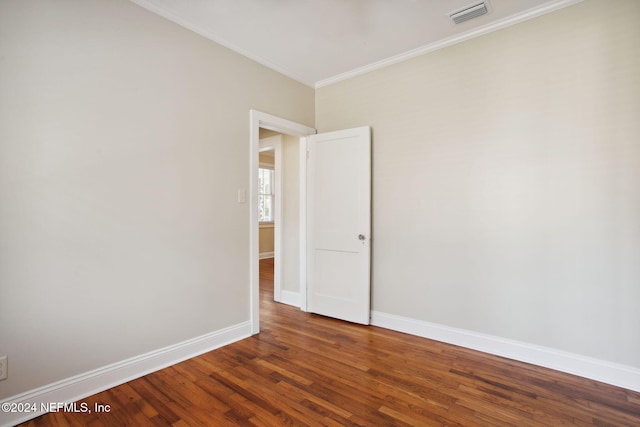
306,126,371,324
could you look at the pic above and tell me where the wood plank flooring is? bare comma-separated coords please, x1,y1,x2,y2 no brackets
21,258,640,426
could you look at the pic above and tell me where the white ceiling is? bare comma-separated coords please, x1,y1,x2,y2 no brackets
131,0,581,87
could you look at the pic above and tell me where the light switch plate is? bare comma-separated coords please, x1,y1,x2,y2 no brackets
237,189,246,203
0,355,7,381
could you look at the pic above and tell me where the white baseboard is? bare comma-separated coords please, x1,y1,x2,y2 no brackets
0,322,252,427
280,290,300,307
370,311,640,393
259,252,274,260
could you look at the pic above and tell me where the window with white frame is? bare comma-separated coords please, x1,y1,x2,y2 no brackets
258,167,274,223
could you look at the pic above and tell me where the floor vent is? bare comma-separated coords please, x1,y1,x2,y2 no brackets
450,2,488,24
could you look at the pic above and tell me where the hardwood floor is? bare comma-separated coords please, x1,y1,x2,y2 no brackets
22,258,640,426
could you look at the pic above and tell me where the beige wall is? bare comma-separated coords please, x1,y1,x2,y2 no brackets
281,135,301,293
259,151,275,167
0,0,313,399
259,226,275,255
316,0,640,368
259,129,281,139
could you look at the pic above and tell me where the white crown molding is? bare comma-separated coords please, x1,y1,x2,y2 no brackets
0,322,252,427
315,0,584,88
370,311,640,393
129,0,316,88
130,0,582,89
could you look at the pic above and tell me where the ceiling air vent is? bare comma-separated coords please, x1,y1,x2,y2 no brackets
450,2,488,24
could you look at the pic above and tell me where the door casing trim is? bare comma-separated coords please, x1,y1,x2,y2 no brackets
249,110,315,334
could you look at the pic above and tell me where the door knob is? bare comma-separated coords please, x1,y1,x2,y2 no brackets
358,234,366,241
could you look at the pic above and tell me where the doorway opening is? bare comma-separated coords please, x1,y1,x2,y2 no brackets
258,144,276,304
257,132,282,305
249,110,316,334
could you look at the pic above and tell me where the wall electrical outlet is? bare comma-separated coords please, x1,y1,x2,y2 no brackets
0,355,7,381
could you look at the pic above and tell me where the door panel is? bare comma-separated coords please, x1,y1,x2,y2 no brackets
307,126,371,324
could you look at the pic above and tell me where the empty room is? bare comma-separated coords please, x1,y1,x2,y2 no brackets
1,0,639,425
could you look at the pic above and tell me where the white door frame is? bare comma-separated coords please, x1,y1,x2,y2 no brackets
249,110,315,334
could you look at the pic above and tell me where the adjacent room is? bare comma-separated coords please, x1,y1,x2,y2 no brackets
1,0,638,425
